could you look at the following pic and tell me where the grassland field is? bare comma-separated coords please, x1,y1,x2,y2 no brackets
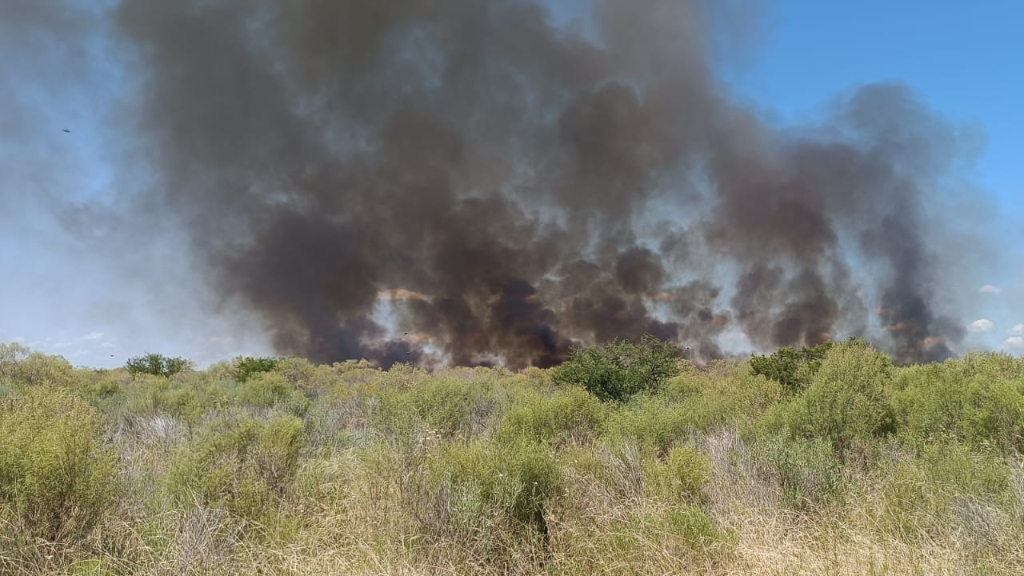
1,340,1023,575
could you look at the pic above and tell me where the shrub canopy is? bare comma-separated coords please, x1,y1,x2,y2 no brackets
0,388,117,541
749,340,836,392
551,336,682,402
125,352,192,377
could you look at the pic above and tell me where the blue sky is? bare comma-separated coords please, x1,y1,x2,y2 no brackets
724,0,1022,214
1,0,1021,367
720,0,1023,354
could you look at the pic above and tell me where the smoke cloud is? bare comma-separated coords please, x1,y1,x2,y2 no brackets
99,0,978,367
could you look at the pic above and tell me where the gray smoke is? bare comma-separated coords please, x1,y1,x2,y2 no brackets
78,0,978,366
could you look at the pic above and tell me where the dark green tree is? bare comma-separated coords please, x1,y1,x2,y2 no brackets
233,356,281,383
552,335,682,402
749,340,838,392
125,353,192,377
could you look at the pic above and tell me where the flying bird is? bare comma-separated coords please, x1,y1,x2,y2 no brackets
62,128,70,133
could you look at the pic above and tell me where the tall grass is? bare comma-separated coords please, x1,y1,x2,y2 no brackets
1,341,1023,574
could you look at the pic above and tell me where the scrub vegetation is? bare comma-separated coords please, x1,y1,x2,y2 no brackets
1,339,1023,575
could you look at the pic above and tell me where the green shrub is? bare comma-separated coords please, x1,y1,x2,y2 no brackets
918,441,1013,503
749,340,835,393
238,372,310,416
496,386,605,445
958,377,1024,454
0,388,118,541
86,375,122,399
892,355,1024,453
603,395,690,456
406,377,489,438
120,374,233,425
369,392,420,441
663,505,727,549
0,341,31,367
877,442,1014,538
0,345,77,388
125,353,192,378
774,341,895,457
669,361,786,434
665,446,712,502
427,439,561,544
753,434,844,511
166,415,304,522
552,336,681,402
605,363,784,456
362,371,497,442
270,357,345,397
234,356,280,383
644,445,712,505
878,457,934,538
608,506,730,557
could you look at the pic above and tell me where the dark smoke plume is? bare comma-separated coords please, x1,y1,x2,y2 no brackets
110,0,974,367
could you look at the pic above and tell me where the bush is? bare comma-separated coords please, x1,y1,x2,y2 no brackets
919,441,1013,502
608,506,730,557
749,340,835,393
0,345,77,388
270,357,336,396
0,388,118,541
406,377,491,438
496,386,605,445
662,505,728,550
238,372,311,416
119,374,233,426
892,354,1024,453
0,342,31,365
771,341,895,457
552,336,681,402
234,356,280,383
86,375,122,399
669,361,786,434
604,395,690,456
8,338,1024,572
0,342,31,385
166,415,305,522
753,434,844,511
605,363,784,456
665,446,712,503
125,353,192,378
878,442,1015,538
426,439,562,547
645,445,712,504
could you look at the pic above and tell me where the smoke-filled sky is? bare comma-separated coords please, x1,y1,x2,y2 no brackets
2,0,1022,369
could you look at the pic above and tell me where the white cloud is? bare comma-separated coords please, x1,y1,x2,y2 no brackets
100,342,115,349
1010,324,1024,336
968,318,994,333
12,336,25,343
979,284,1001,295
82,332,104,341
1003,336,1024,350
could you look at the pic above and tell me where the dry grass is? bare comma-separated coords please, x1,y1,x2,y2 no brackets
4,430,1022,576
2,351,1024,575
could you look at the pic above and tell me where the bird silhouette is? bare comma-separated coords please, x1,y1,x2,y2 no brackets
62,128,70,133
